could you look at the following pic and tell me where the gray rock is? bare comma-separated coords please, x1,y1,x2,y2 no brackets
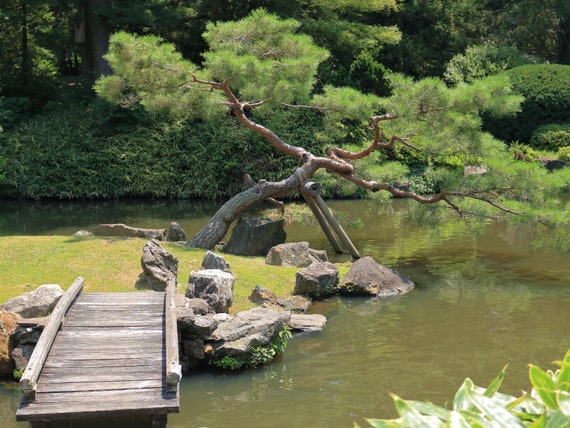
183,338,205,368
209,307,291,358
289,314,327,333
167,221,187,242
202,251,231,273
186,270,234,313
2,284,63,318
11,344,34,371
140,239,178,291
294,262,339,299
73,230,92,236
186,298,213,315
224,218,286,257
338,256,415,297
94,223,166,240
265,241,313,267
309,248,328,263
287,295,312,313
178,312,231,338
249,285,312,313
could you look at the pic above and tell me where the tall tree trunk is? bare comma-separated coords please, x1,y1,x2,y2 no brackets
77,0,112,79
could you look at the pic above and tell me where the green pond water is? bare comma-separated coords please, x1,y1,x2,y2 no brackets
1,198,569,427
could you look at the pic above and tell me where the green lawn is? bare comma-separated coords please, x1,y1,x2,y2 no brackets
0,236,343,313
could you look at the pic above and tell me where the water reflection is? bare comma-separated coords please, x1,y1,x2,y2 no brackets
1,198,569,427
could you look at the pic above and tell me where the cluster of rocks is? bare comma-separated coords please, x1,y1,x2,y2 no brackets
1,217,415,377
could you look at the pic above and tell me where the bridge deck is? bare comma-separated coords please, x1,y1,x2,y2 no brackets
16,286,180,425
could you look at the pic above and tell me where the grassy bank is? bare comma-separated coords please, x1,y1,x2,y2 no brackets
0,236,328,314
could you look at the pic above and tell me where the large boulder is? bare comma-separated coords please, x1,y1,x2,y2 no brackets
209,308,291,358
266,242,329,267
201,251,231,273
94,223,165,240
338,256,415,297
140,239,178,290
166,221,187,242
224,218,286,257
2,284,63,318
294,262,339,299
265,242,312,267
186,270,234,313
0,310,20,375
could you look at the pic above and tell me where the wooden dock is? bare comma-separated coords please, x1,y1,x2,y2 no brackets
16,277,181,428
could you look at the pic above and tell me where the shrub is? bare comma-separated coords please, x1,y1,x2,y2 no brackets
530,123,570,150
483,64,570,144
444,44,540,86
0,97,32,131
558,147,570,162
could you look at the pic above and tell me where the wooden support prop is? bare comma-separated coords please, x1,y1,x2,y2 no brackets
20,277,84,399
165,276,181,391
301,181,361,259
300,182,344,254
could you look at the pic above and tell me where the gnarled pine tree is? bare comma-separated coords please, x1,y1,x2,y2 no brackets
95,9,569,251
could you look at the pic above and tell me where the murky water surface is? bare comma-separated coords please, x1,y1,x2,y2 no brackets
1,198,569,427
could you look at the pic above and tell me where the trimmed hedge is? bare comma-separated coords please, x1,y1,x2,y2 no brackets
483,64,570,144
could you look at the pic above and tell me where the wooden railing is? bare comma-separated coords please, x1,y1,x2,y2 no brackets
19,277,84,399
165,275,181,391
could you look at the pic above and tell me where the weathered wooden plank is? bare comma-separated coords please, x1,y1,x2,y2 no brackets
19,277,84,399
40,363,159,376
38,370,162,383
17,388,178,420
60,318,163,327
54,328,163,337
38,378,163,393
43,356,162,369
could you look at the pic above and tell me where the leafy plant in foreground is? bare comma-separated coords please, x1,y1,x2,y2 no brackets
357,348,570,427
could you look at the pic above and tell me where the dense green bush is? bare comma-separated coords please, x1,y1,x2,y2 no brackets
444,44,540,86
0,97,32,131
1,101,329,200
530,123,570,151
483,64,570,144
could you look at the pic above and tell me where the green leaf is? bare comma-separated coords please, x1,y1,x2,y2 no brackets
554,349,570,392
449,410,472,428
364,418,403,428
392,394,439,427
528,414,547,428
468,389,525,427
544,410,570,428
406,400,450,421
529,365,559,409
484,365,508,398
453,378,473,411
559,391,570,417
458,409,494,428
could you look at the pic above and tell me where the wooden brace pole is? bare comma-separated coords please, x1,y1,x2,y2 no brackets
300,181,361,259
